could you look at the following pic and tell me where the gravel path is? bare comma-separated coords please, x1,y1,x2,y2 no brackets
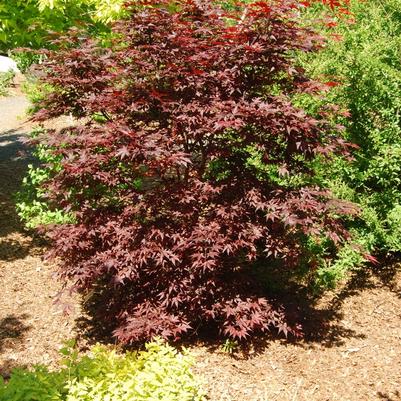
0,95,30,161
0,95,29,129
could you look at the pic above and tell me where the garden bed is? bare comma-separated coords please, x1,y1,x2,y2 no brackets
0,91,400,401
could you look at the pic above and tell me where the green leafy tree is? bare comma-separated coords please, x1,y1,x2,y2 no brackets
0,0,124,53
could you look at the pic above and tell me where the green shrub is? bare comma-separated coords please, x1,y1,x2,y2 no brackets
10,51,44,74
16,129,74,228
0,71,14,96
293,0,401,286
22,78,55,113
0,338,205,401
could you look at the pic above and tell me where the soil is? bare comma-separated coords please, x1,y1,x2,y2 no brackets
0,87,400,401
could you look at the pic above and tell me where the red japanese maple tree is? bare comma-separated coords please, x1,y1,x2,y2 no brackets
34,0,356,342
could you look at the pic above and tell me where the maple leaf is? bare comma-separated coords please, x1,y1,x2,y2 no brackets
116,146,130,159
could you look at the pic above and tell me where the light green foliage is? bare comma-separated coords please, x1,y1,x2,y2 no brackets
16,129,74,228
314,243,366,289
0,367,66,401
10,51,44,74
0,0,92,52
205,134,312,187
37,0,126,23
0,338,205,401
22,78,54,113
244,144,309,188
0,0,125,53
220,339,238,354
294,0,401,286
0,71,14,96
90,0,126,23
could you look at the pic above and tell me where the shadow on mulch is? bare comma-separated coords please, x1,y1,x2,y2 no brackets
0,130,44,262
0,314,31,352
195,261,399,356
0,314,31,376
377,390,401,401
370,258,401,299
0,359,29,379
0,237,42,262
74,288,120,348
72,261,400,357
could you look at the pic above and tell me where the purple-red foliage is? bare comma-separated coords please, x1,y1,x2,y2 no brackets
34,0,357,343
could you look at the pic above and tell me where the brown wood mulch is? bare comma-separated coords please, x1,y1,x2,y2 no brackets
0,89,400,401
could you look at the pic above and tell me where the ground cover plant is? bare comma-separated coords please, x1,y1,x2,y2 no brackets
298,0,401,274
0,338,205,401
17,129,74,228
21,0,362,344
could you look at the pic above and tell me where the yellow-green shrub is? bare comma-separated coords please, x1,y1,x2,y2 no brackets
0,339,205,401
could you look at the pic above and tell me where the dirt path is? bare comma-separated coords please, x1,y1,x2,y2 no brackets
0,91,400,400
0,92,79,376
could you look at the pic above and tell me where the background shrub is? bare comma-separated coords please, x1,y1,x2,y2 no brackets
299,0,401,267
0,338,205,401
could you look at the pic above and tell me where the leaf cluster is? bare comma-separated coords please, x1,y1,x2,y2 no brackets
0,71,14,96
16,129,75,228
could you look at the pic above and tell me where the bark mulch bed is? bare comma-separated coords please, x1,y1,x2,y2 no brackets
0,90,400,401
0,89,81,376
